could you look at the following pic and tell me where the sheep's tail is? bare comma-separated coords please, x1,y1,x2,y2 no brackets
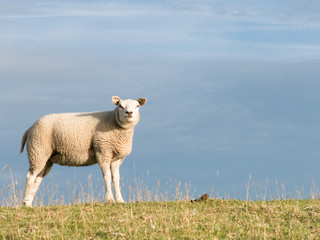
20,129,29,153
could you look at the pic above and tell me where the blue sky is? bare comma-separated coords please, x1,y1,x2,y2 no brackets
1,0,320,203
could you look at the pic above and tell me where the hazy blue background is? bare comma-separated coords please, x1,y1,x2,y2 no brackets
1,0,320,203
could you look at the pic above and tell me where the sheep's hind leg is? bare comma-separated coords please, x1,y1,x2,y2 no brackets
111,159,125,203
32,161,54,203
99,161,115,202
23,170,38,207
23,161,53,207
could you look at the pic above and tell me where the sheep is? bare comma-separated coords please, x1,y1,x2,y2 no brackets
20,96,147,207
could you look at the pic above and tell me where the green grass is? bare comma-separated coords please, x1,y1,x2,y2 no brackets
1,199,320,239
1,166,320,239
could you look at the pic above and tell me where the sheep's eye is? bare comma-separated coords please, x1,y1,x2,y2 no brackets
136,105,140,108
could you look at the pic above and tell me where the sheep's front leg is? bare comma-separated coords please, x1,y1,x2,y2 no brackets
111,159,125,203
99,161,115,202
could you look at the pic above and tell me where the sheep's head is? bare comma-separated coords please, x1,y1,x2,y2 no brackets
112,96,147,126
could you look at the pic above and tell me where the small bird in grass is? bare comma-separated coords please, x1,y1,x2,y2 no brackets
191,193,209,203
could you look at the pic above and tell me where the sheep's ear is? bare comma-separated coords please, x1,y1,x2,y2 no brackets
137,98,147,106
112,96,121,105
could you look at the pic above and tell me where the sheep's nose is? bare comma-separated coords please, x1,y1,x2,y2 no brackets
126,111,133,115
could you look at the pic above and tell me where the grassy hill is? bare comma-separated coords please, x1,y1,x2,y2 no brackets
1,199,319,239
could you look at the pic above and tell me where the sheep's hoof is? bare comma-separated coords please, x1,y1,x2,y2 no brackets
105,198,115,203
23,201,32,207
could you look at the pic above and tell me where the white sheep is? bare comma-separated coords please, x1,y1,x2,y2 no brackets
20,96,147,206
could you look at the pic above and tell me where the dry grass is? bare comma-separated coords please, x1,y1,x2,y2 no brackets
1,166,320,239
1,199,320,239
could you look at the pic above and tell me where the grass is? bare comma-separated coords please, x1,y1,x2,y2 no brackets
1,199,320,239
1,166,320,239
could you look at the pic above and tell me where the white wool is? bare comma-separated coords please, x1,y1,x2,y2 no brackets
20,96,147,206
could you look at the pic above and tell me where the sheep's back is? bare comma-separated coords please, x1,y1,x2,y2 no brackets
50,112,104,153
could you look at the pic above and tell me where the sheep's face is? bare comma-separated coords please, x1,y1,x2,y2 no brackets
112,96,147,123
